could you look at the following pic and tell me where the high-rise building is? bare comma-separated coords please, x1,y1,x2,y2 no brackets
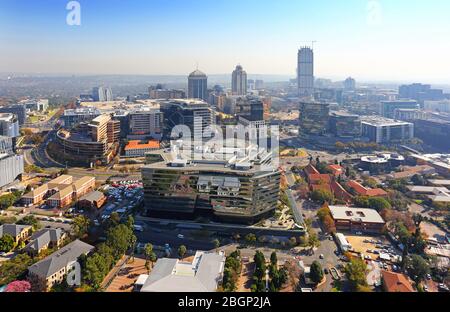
361,116,414,144
413,118,450,151
0,104,27,125
0,135,24,188
160,99,214,138
61,108,101,129
128,108,163,140
141,140,280,224
343,77,356,91
235,96,265,122
188,69,208,101
92,87,113,102
56,114,120,166
297,47,314,97
399,83,444,103
0,113,20,138
381,100,419,118
329,111,361,138
299,101,330,136
231,65,248,95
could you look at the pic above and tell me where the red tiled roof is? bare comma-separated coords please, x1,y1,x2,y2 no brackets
309,174,331,184
125,140,160,151
348,180,369,195
311,184,332,193
304,164,320,176
348,180,387,197
366,188,388,197
328,164,343,174
330,180,353,202
381,271,415,292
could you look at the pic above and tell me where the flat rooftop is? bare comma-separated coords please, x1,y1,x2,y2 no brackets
329,205,385,224
361,116,413,127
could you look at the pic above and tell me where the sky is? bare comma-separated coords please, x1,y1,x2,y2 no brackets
0,0,449,83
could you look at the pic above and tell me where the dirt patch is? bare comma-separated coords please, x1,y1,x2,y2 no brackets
345,235,387,256
236,263,254,292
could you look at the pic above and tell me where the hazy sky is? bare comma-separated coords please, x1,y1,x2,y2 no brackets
1,0,449,83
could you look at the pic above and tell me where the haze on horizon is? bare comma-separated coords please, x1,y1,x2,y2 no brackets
1,0,449,84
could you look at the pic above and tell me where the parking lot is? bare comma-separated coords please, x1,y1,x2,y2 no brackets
99,180,144,223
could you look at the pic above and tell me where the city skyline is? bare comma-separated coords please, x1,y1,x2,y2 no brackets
0,0,450,83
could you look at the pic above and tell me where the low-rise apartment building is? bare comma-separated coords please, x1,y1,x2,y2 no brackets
21,175,95,208
23,228,66,256
28,239,94,291
0,224,32,243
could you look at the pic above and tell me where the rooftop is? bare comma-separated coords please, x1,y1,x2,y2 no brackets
361,116,413,127
381,271,415,292
125,140,160,151
24,228,65,252
189,69,207,78
329,205,385,224
361,153,405,164
0,224,32,238
79,190,105,203
140,251,225,292
28,239,94,279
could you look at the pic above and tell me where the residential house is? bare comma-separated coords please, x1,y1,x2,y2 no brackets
23,228,66,256
381,271,415,292
28,239,94,291
0,224,32,243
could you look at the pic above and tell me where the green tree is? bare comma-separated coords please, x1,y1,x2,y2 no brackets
245,233,257,244
368,197,391,212
0,234,15,252
0,194,17,210
17,215,41,230
0,253,33,285
106,224,135,260
353,196,370,208
212,239,220,251
178,245,187,259
311,189,334,204
345,258,368,291
310,261,324,285
144,243,153,269
408,254,430,282
71,215,90,238
83,253,110,289
270,252,278,267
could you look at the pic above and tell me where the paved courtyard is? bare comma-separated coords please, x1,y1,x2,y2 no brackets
105,256,149,292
